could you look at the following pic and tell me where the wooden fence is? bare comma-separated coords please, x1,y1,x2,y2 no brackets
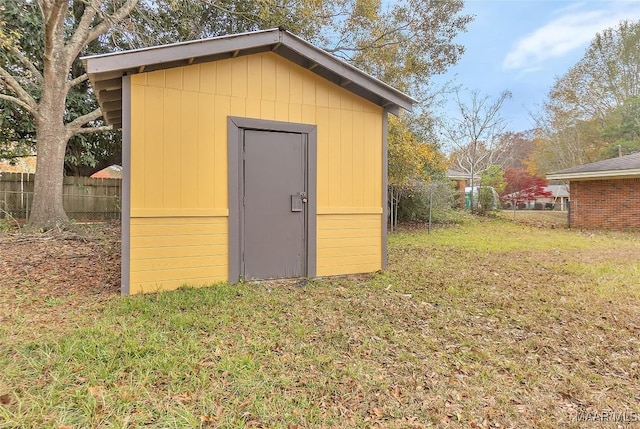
0,172,121,221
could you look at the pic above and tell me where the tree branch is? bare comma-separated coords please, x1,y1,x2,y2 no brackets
43,0,68,64
0,67,38,115
68,73,89,89
36,0,53,23
5,45,44,84
326,24,409,54
73,125,113,135
0,93,35,114
66,0,101,61
84,0,139,53
65,107,103,138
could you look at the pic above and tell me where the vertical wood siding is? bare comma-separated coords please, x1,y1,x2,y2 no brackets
129,52,383,292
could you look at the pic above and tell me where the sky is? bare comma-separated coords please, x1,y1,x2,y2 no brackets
435,0,640,132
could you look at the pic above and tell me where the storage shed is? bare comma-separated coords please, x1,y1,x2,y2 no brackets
546,153,640,230
82,28,416,295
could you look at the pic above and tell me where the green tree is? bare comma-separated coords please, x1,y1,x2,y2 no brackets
127,0,326,47
388,115,447,231
0,0,137,229
128,0,471,98
600,96,640,157
532,20,640,174
549,20,640,122
477,165,505,214
324,0,472,95
0,1,122,176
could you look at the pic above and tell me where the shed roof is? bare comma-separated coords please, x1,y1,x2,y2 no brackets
82,28,417,129
546,153,640,181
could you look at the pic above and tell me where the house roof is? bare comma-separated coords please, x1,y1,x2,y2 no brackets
446,169,480,181
0,156,37,174
91,164,123,179
546,153,640,181
81,28,417,129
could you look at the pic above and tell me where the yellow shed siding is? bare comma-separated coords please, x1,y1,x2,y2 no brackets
128,52,384,291
316,214,382,276
129,217,228,294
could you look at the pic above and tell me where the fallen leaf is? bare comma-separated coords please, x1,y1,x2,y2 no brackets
390,385,401,399
173,393,190,403
237,398,251,412
88,386,104,398
369,407,383,418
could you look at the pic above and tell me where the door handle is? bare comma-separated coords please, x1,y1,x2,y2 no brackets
300,192,308,203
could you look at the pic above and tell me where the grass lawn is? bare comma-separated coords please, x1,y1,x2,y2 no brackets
1,218,639,428
495,209,568,227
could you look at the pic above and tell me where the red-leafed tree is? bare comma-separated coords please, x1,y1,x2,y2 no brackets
501,168,552,218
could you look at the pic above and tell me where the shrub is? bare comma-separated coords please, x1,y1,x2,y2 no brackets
397,180,459,224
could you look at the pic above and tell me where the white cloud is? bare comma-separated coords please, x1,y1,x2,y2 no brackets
503,1,640,70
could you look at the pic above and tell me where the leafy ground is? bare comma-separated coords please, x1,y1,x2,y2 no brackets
1,216,639,428
495,209,568,228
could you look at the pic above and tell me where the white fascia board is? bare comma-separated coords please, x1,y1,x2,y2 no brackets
546,169,640,181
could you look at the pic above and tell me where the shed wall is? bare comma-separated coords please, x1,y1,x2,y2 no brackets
569,178,640,230
129,52,383,293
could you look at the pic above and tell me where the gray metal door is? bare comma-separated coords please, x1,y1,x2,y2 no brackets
242,129,307,280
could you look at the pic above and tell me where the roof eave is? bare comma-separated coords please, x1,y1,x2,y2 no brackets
546,169,640,181
82,28,416,128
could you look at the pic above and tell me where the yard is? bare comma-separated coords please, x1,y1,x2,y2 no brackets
1,217,639,428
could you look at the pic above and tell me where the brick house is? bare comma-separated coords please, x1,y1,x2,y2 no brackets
446,169,480,209
546,153,640,230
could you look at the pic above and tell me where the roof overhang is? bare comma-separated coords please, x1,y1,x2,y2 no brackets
447,174,480,181
546,169,640,181
446,169,480,181
82,28,417,129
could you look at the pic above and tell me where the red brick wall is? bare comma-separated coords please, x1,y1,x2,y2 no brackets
570,178,640,230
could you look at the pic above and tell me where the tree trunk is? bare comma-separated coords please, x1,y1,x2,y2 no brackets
30,123,69,229
28,62,70,230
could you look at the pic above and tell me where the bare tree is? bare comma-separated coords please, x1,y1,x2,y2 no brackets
442,89,512,211
0,0,138,229
492,130,536,170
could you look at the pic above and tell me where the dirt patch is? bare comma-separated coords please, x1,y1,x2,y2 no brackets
0,223,121,326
